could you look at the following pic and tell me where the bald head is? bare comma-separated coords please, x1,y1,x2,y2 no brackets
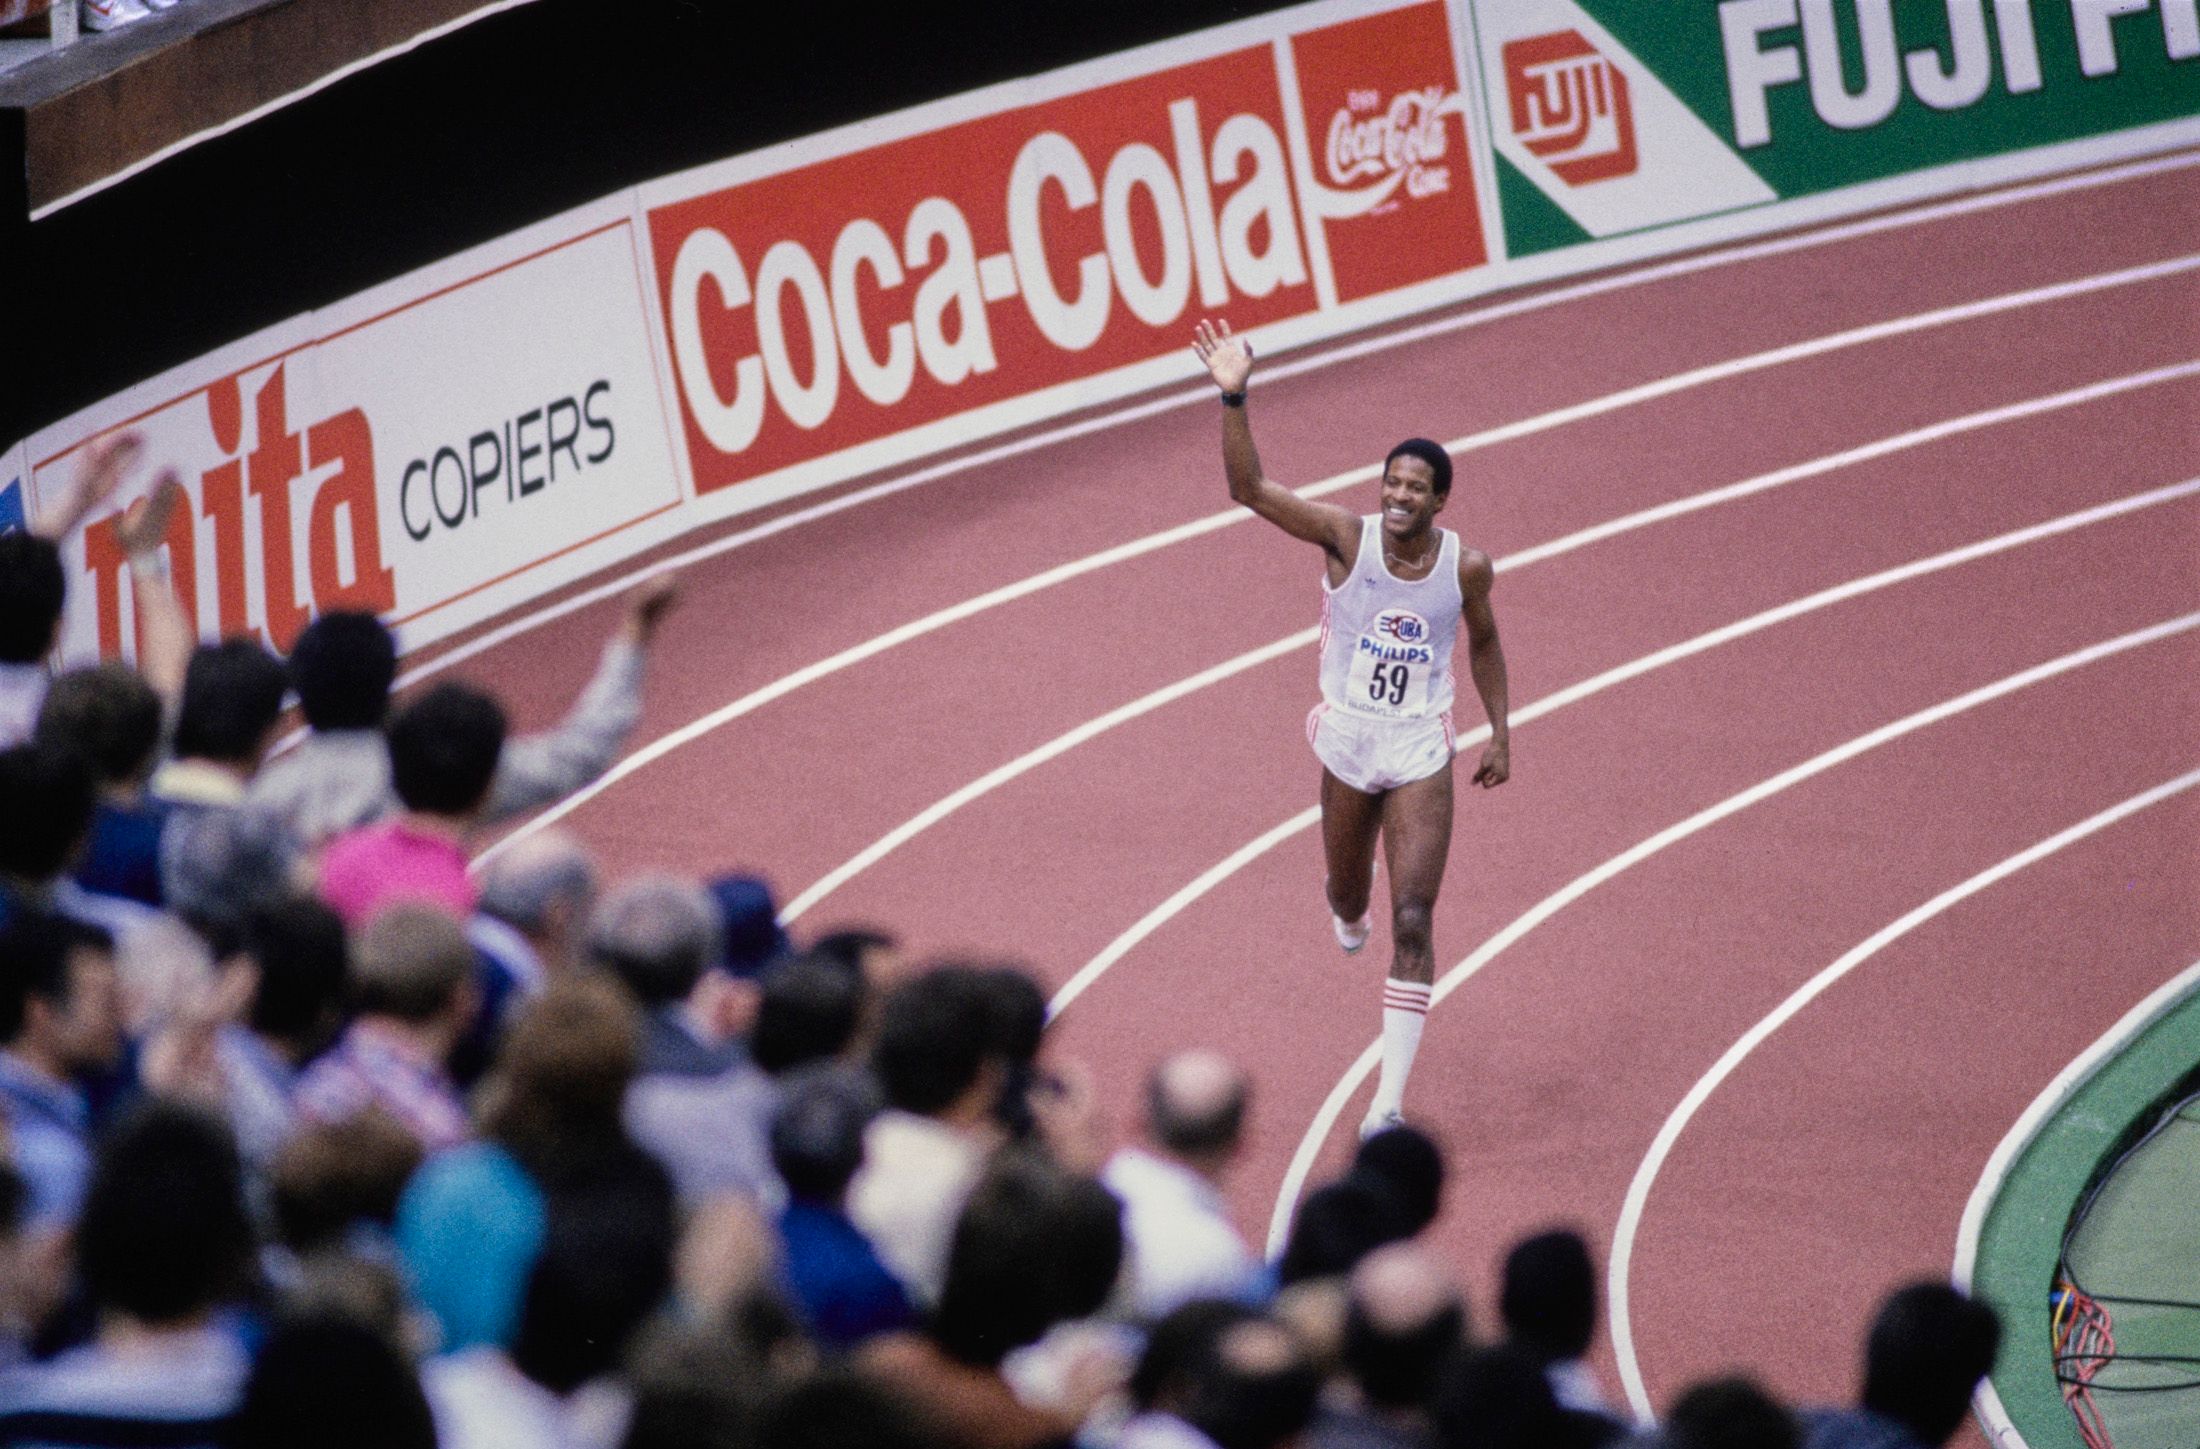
1344,1243,1466,1410
1351,1242,1457,1336
1145,1049,1249,1164
479,831,597,935
1185,1318,1322,1449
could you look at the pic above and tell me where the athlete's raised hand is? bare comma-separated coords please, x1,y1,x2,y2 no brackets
1192,318,1254,395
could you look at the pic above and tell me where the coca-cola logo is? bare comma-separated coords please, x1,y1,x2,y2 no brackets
1324,86,1462,209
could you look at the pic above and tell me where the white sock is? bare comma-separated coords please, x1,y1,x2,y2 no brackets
1371,979,1431,1117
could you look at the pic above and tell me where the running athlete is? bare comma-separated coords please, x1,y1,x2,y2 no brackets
1191,318,1510,1137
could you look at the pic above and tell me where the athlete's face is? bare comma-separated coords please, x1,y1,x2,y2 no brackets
1379,455,1447,539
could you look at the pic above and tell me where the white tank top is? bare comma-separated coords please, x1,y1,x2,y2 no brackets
1318,517,1463,721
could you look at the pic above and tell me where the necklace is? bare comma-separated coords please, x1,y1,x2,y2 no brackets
1385,532,1440,575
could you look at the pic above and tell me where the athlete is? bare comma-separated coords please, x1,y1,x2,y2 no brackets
1191,318,1510,1137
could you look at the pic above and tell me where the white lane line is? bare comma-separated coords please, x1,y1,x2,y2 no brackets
1265,612,2200,1265
1954,956,2200,1449
387,149,2200,713
1609,770,2200,1424
471,278,2200,870
1035,381,2200,1012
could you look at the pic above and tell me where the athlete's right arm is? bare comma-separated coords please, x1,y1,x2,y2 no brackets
1192,319,1359,561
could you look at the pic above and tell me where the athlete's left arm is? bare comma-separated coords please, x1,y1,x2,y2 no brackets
1461,548,1510,788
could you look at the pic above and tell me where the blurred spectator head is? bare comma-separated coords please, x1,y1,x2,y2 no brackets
1344,1242,1467,1411
872,965,1000,1120
708,874,790,981
173,638,289,769
1353,1123,1446,1233
386,682,506,818
241,895,350,1054
1435,1343,1575,1449
932,1152,1124,1368
1182,1316,1323,1449
974,965,1046,1068
35,663,162,789
588,875,720,1008
289,611,398,732
269,1114,426,1255
168,807,304,955
1500,1228,1597,1364
1658,1377,1799,1449
622,1323,772,1449
1129,1298,1261,1416
750,952,866,1076
0,909,122,1075
478,830,597,961
759,1366,944,1449
1278,1173,1414,1286
809,926,900,988
232,1311,436,1449
0,532,66,664
1859,1282,2000,1447
0,740,95,885
354,905,474,1027
78,1101,253,1326
479,974,640,1169
770,1063,879,1206
509,1152,678,1395
1144,1049,1250,1171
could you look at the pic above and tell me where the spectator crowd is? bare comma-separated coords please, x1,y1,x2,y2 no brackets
1,439,2005,1449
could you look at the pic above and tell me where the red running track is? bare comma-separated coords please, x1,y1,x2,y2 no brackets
454,154,2200,1420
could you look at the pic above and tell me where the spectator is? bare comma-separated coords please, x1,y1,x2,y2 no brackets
808,925,902,1054
860,1152,1124,1449
295,906,476,1151
163,806,304,960
231,1311,437,1449
268,1113,425,1260
709,873,794,1025
1802,1283,1999,1449
1435,1344,1609,1449
318,681,506,927
0,1102,256,1448
35,664,167,907
1179,1317,1324,1449
1353,1125,1446,1236
1657,1378,1800,1449
973,965,1048,1142
1103,1050,1260,1321
0,531,67,746
759,1365,948,1449
1312,1242,1467,1449
0,911,121,1230
1118,1299,1265,1449
398,975,641,1355
1277,1174,1415,1288
848,965,1007,1306
475,828,599,991
213,897,351,1175
588,876,737,1079
770,1063,912,1349
0,740,97,918
1499,1229,1620,1423
249,576,678,849
423,1146,678,1449
150,639,291,903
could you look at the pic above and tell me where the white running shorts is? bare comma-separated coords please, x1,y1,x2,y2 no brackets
1306,703,1454,794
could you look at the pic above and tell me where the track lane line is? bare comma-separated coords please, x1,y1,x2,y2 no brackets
779,363,2200,921
1264,613,2200,1258
380,150,2200,710
474,281,2200,870
1608,770,2200,1423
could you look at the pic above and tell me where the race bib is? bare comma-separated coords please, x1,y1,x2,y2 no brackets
1346,609,1435,717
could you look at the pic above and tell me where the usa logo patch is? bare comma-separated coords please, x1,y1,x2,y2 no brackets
1372,608,1429,645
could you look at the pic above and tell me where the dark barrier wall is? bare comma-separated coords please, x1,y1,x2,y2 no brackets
0,0,1288,443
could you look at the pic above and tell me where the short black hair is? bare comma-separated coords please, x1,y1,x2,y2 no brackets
173,638,289,765
932,1152,1123,1368
233,1313,436,1449
1354,1124,1445,1232
1500,1228,1598,1363
76,1101,254,1323
770,1064,877,1203
0,740,96,883
1130,1300,1261,1413
510,1147,677,1395
290,611,398,731
386,681,506,815
808,927,896,977
1435,1343,1572,1449
0,907,76,1044
1344,1288,1466,1410
0,532,65,664
1182,1319,1323,1449
1860,1282,2001,1446
872,966,996,1116
244,895,351,1042
1384,438,1454,497
36,664,163,785
1662,1376,1799,1449
751,952,865,1075
1277,1174,1414,1286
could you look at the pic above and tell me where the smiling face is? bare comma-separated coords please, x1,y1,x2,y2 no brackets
1379,453,1448,543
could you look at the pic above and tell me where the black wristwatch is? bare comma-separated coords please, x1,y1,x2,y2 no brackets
1219,390,1246,408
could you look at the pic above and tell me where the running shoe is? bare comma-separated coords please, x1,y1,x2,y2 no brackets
1359,1106,1404,1140
1333,910,1371,953
81,0,149,28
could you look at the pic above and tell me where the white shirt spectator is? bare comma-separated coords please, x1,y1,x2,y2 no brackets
1102,1146,1260,1320
847,1108,986,1308
424,1347,631,1449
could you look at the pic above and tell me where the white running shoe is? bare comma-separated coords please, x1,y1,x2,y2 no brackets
1360,1106,1405,1140
81,0,149,29
1332,910,1371,953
